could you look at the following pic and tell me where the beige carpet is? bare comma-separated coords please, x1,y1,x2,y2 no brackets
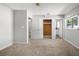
0,39,79,56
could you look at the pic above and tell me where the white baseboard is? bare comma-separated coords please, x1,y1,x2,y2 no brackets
64,39,79,49
14,42,27,44
0,43,13,51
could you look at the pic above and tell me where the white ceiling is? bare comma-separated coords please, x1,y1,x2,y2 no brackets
1,3,79,15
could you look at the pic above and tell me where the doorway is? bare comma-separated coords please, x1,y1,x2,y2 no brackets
56,19,63,39
43,19,52,39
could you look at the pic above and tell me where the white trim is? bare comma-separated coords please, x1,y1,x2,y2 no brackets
27,10,29,44
0,43,13,51
64,39,79,49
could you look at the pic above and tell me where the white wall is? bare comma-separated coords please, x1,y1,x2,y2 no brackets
31,15,56,40
59,20,63,37
63,5,79,48
52,16,56,39
31,15,43,39
0,5,13,50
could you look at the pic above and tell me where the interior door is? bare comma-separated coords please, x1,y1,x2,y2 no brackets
43,19,52,38
14,10,27,43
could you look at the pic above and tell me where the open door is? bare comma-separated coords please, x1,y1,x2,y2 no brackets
43,19,52,39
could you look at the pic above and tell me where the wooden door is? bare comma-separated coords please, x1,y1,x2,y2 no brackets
43,19,52,38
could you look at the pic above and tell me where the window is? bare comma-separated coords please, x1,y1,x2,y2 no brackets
65,15,79,29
